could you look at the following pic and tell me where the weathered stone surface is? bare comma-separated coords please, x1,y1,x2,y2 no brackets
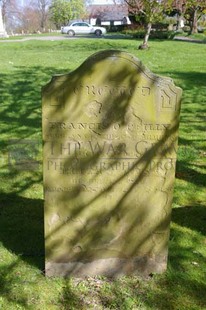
42,50,182,277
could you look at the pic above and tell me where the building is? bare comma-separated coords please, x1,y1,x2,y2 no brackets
87,3,131,26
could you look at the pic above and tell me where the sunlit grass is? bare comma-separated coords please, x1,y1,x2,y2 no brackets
0,37,205,309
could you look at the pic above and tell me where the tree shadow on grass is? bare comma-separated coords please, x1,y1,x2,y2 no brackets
157,71,206,194
0,65,68,144
0,65,66,273
0,192,44,270
172,204,206,236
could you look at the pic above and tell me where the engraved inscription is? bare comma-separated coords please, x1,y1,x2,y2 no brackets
160,88,177,111
47,139,177,160
74,84,151,98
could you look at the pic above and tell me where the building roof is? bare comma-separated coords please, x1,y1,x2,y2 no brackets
87,4,129,21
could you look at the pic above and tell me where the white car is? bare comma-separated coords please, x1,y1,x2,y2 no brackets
61,22,107,37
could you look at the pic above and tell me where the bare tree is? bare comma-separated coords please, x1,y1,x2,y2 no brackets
37,0,50,32
1,0,20,34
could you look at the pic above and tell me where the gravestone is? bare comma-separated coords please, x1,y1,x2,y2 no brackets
42,50,182,277
0,2,8,38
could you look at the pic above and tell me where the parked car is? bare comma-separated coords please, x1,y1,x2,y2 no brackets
61,22,107,37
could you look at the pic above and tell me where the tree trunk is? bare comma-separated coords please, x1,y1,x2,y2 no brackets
190,8,198,34
139,22,152,49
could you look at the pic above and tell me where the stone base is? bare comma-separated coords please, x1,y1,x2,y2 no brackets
45,256,167,278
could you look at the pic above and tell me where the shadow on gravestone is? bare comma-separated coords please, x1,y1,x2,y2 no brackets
42,50,182,278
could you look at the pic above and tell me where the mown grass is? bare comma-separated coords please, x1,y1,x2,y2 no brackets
0,37,205,309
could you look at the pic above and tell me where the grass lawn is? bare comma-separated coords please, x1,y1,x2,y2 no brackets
0,37,205,309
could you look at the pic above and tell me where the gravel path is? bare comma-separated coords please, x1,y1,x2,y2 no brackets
0,35,76,42
1,34,205,43
174,36,205,44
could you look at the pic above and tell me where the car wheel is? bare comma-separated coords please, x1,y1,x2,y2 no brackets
95,29,102,37
67,30,75,36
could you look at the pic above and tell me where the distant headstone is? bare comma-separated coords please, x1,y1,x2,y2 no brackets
42,50,182,277
0,3,8,38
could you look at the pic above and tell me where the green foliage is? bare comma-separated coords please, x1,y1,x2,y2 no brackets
127,0,174,24
49,0,85,28
126,0,174,46
0,37,206,309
